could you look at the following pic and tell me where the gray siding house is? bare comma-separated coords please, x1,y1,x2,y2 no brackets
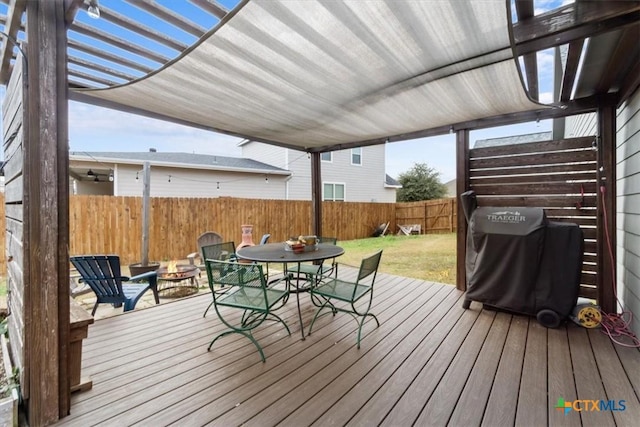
69,151,291,199
241,141,399,202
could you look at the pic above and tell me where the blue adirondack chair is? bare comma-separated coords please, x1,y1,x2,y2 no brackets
70,255,159,316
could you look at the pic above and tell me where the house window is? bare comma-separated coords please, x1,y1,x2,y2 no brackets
351,147,362,165
323,183,345,201
320,152,332,162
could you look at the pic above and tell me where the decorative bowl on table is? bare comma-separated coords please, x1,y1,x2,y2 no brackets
285,235,317,253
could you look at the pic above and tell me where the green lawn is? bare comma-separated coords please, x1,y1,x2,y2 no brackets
336,233,456,285
0,234,457,298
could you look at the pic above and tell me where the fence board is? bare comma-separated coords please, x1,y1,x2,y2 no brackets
62,196,398,266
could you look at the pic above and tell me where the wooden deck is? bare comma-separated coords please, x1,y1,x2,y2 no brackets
58,269,640,426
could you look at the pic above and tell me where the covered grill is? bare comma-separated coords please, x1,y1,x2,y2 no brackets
460,191,583,327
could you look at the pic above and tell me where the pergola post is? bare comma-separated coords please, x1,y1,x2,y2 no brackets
597,104,616,313
310,152,322,237
455,129,470,291
24,0,70,422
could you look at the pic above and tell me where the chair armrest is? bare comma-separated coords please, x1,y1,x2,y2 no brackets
187,252,199,265
129,271,157,282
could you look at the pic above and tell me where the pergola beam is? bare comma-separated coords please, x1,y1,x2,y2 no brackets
78,2,188,51
63,0,83,26
70,20,169,64
68,39,154,74
68,55,136,81
189,0,228,19
515,0,538,101
0,0,26,84
68,68,118,87
560,40,584,102
513,1,640,55
124,0,206,38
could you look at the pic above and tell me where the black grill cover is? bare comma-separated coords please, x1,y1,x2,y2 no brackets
462,191,583,321
466,207,547,313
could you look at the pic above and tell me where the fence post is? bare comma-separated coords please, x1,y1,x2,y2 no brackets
449,198,454,232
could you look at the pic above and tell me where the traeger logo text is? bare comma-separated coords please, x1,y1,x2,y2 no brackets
487,211,526,223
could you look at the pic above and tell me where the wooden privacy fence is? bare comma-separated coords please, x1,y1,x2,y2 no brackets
0,195,457,272
395,198,457,234
468,136,599,300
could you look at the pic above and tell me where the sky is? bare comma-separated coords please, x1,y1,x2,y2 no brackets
3,0,566,183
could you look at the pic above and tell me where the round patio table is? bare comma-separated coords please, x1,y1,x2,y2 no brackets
236,242,344,340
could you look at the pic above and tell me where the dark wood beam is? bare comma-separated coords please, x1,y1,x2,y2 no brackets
560,40,584,102
455,130,470,292
0,0,27,84
68,55,136,81
63,0,83,26
310,152,322,239
189,0,228,19
124,0,206,38
515,0,538,100
70,21,169,64
521,53,538,100
25,0,70,421
596,103,616,314
79,2,188,51
513,1,640,56
67,39,155,74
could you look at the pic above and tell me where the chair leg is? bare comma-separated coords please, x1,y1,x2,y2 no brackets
203,300,214,318
208,330,266,363
149,277,160,304
307,299,336,336
91,302,98,317
356,313,380,349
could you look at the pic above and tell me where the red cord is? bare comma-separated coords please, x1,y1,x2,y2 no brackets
599,185,640,347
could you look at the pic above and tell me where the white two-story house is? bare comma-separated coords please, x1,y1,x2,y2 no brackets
241,141,400,202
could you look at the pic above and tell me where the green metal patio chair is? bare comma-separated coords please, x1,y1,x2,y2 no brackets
286,236,338,287
201,241,238,317
308,250,383,348
204,259,290,362
70,255,159,316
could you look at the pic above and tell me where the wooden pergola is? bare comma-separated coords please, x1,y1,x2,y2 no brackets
0,0,639,425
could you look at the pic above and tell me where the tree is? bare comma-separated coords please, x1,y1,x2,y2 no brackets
396,163,447,202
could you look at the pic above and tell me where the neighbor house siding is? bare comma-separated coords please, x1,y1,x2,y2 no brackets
320,145,394,202
242,142,396,202
616,87,640,334
241,143,289,169
114,164,288,199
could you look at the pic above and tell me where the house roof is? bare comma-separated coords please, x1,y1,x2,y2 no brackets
385,174,401,188
473,131,553,149
69,151,290,175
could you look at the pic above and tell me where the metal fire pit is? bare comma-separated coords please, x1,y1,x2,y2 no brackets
156,264,200,298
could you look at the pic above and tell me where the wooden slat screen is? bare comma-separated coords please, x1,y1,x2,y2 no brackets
2,55,27,393
469,136,598,299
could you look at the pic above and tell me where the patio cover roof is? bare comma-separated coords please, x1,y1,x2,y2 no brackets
70,0,544,152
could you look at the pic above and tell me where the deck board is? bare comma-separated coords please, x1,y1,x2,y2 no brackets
482,315,528,427
55,270,640,427
516,321,548,426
